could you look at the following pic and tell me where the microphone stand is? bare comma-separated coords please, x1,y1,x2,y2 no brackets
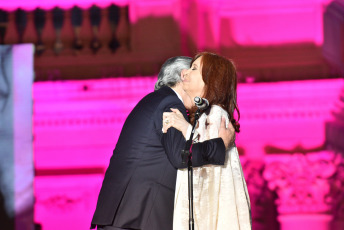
181,108,202,230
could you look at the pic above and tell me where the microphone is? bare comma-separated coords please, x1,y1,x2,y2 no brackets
194,96,209,110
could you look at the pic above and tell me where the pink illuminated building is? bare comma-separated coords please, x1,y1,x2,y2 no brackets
0,0,343,230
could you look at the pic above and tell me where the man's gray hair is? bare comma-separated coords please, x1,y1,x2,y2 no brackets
154,56,192,91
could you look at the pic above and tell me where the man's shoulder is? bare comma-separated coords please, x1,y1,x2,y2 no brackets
131,87,179,112
157,87,184,107
143,87,178,103
153,86,174,97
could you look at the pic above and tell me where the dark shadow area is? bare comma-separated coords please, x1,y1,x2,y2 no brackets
0,183,14,230
323,1,344,77
219,43,335,83
264,143,325,154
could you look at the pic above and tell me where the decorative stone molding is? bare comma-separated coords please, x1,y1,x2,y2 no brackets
236,79,344,159
263,151,344,215
33,77,157,169
2,0,338,81
32,78,344,168
241,159,279,230
241,159,266,202
33,76,157,131
238,79,343,122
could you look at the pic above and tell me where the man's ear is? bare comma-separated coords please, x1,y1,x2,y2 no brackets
181,69,187,80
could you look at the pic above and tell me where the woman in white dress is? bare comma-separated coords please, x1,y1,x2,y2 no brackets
163,52,251,230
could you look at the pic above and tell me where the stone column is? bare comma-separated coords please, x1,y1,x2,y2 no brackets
263,151,344,230
0,44,34,230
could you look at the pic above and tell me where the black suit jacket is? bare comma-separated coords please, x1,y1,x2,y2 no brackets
91,87,225,230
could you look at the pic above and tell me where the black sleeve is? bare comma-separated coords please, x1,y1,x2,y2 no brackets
190,138,226,167
154,97,226,169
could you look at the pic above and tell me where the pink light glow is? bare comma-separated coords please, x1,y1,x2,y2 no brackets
224,8,324,45
32,77,344,230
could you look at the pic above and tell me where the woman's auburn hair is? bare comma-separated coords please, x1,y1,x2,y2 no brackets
191,51,240,133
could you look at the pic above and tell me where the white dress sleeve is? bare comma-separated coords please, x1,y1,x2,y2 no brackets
206,105,230,140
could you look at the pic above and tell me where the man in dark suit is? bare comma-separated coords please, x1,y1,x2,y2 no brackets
91,57,231,230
